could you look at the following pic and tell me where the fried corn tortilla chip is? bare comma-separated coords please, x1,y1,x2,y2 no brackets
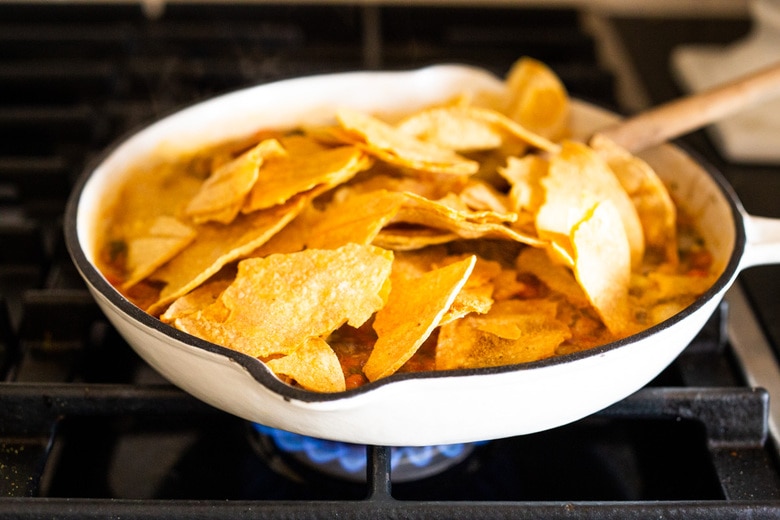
170,243,393,359
388,250,498,326
185,138,287,224
147,192,311,315
160,277,233,323
590,133,678,265
535,141,644,268
249,189,406,256
438,254,500,324
373,227,460,251
505,56,570,141
336,108,480,176
363,255,476,381
436,299,570,370
457,179,511,214
121,216,196,290
396,105,504,152
460,106,560,153
242,144,371,213
499,155,548,216
392,191,544,246
571,201,632,336
338,166,469,201
516,247,590,307
306,189,406,249
266,337,346,393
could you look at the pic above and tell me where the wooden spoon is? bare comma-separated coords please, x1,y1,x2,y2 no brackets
592,61,780,153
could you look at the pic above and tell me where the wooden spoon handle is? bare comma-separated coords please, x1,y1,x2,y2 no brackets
593,61,780,153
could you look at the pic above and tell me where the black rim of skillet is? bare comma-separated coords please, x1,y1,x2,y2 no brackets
62,80,748,405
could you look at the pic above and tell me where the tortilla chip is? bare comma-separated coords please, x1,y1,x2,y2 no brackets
571,201,632,336
170,243,393,359
438,254,500,324
373,228,460,251
516,247,590,307
590,133,678,265
535,141,644,268
504,56,570,141
459,106,561,153
242,144,371,213
122,216,196,290
339,167,469,201
306,189,406,249
491,267,533,301
185,139,287,224
363,255,476,381
336,108,480,176
396,105,505,152
457,179,511,214
278,133,330,155
391,191,544,246
436,299,570,370
147,192,311,315
160,277,233,323
266,337,346,393
499,154,548,216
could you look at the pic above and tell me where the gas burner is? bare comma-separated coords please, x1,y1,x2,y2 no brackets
250,423,483,483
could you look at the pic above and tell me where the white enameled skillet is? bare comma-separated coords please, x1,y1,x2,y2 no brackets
65,65,780,446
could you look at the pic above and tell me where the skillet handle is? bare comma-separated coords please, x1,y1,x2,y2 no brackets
741,214,780,268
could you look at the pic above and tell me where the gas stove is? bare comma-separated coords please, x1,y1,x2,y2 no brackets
2,3,780,518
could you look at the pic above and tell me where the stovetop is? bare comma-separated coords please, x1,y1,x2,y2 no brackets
2,3,780,518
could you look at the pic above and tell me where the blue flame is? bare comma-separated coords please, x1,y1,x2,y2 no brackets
252,423,481,476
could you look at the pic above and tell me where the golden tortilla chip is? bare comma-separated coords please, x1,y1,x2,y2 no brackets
122,216,196,290
266,337,346,393
306,189,406,249
147,192,311,315
499,154,548,216
571,201,632,336
160,277,233,323
363,255,476,381
171,243,393,359
590,133,678,265
504,56,570,141
336,108,480,176
516,247,590,307
491,267,532,301
242,144,371,213
535,141,644,267
185,139,287,224
277,133,330,155
338,166,469,201
392,191,544,246
457,179,511,214
396,106,505,152
459,106,560,153
373,228,460,251
436,299,570,370
439,254,500,324
248,188,407,256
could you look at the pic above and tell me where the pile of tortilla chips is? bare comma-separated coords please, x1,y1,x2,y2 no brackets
98,57,716,393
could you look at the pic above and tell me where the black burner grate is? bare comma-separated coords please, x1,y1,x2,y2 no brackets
1,3,780,518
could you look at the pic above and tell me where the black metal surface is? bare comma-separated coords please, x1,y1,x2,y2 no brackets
1,3,780,518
